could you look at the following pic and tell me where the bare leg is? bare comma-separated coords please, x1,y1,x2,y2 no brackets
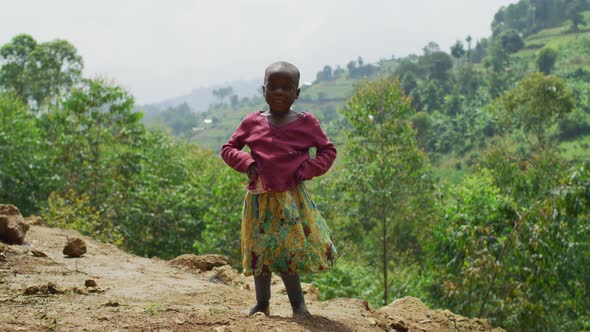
281,273,311,317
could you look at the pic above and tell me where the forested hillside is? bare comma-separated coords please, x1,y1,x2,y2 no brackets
1,1,590,331
170,9,590,167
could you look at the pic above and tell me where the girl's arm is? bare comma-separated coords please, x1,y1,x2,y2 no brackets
221,115,255,173
296,115,337,181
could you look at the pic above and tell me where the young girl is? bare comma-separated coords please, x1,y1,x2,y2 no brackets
221,61,337,317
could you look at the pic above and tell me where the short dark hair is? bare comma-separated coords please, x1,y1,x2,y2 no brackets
264,61,300,86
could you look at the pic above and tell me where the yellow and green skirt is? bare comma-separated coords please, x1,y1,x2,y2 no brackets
241,183,337,277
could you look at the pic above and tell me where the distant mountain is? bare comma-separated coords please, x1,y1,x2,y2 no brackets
142,79,263,113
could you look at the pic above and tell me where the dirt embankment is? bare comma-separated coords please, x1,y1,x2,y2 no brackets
0,211,504,331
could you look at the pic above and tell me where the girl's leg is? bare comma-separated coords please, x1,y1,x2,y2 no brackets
280,273,310,317
244,274,271,315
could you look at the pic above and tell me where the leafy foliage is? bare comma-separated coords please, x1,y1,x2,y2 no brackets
536,47,558,74
148,103,199,137
500,73,575,145
426,145,590,331
40,79,144,214
192,164,245,265
492,0,588,37
43,189,122,245
567,0,588,31
335,77,434,305
0,34,83,109
0,93,46,213
121,131,208,258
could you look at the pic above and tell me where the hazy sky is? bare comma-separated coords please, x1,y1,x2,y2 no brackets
1,0,518,104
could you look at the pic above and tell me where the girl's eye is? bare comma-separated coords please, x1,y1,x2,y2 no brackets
268,85,293,91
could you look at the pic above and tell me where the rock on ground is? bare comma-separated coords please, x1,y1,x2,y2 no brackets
63,237,87,257
376,297,505,332
24,282,66,295
0,204,30,244
169,253,229,272
24,215,43,226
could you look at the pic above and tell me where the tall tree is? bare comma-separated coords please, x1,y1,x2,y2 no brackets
0,35,37,99
471,38,489,63
26,40,83,107
0,34,83,109
485,29,524,72
212,86,234,104
536,47,558,74
347,60,357,78
450,40,466,59
0,93,46,214
422,41,441,56
316,65,333,82
421,51,453,82
499,29,525,53
39,78,145,240
500,73,575,146
338,77,433,305
566,0,587,31
492,1,537,36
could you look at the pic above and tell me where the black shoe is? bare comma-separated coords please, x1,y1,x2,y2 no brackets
242,274,272,316
242,301,270,316
281,273,311,318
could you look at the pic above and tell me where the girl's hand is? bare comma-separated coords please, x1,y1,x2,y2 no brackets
246,163,258,182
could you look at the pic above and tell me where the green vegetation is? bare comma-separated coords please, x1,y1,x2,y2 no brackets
332,78,434,305
144,303,161,315
2,2,590,331
0,34,82,110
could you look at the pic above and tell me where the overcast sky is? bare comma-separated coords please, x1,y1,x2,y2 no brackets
1,0,518,104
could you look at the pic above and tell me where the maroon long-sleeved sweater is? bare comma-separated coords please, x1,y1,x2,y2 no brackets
221,111,336,192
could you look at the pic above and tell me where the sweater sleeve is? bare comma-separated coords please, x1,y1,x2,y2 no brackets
221,114,256,173
296,115,337,181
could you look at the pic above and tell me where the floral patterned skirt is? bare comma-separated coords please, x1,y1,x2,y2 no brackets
241,183,337,277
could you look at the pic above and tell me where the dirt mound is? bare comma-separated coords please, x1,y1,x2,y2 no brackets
24,215,43,226
0,204,30,244
376,297,503,332
170,253,229,272
0,224,505,331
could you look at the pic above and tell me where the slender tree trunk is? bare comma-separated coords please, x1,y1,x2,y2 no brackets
91,118,102,233
378,129,389,306
383,214,388,305
92,131,99,207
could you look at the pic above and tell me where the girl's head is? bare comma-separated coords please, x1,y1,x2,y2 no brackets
263,61,301,113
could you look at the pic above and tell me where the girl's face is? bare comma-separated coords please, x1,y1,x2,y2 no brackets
263,71,300,113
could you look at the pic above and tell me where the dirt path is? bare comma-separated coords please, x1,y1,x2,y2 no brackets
0,225,503,332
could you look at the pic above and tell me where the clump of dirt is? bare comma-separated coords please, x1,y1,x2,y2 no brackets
85,279,98,287
62,237,87,257
0,222,506,332
24,215,43,226
376,297,504,332
209,264,245,286
169,253,229,272
23,282,66,295
22,280,104,297
62,237,86,257
0,204,30,244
